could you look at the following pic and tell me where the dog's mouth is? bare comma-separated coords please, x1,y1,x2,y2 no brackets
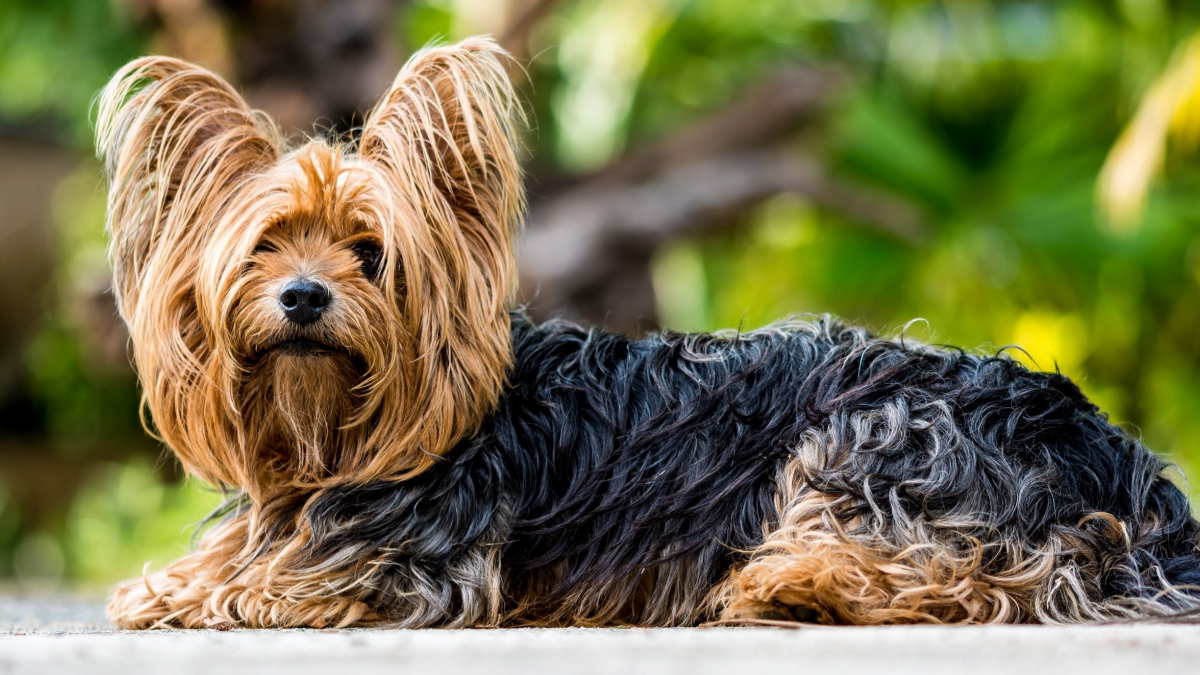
272,337,340,356
251,337,347,362
244,335,369,376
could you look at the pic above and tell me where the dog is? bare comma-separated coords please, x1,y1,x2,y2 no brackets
96,37,1200,629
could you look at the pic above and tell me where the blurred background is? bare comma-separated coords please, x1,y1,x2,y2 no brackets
2,0,1200,589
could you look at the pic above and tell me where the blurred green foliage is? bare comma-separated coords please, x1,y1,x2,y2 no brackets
64,463,222,584
2,0,1200,586
0,0,146,143
28,166,144,443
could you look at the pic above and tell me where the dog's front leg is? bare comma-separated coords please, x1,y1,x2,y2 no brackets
107,516,247,629
109,556,380,629
108,513,252,629
108,548,220,629
108,514,380,630
199,579,381,629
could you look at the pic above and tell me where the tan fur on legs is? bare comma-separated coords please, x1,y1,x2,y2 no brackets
719,426,1193,625
107,511,379,629
720,490,1054,624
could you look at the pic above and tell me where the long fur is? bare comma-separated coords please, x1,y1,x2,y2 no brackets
96,38,1200,629
96,38,523,500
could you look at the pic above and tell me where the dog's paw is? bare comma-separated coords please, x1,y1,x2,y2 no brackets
203,584,381,628
107,572,212,630
107,577,175,629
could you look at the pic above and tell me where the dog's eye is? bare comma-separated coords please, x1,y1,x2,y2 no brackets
253,240,277,255
351,241,383,280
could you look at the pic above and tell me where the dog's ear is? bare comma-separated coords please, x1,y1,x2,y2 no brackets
96,59,281,490
358,37,524,473
95,57,280,323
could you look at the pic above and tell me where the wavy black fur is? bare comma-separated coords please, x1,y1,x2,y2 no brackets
289,312,1200,625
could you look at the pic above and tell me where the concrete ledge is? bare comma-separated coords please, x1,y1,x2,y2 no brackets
3,596,1198,675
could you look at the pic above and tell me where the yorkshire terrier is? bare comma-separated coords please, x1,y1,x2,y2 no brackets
97,37,1200,629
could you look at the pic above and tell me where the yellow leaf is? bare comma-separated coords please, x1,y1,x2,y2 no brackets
1098,33,1200,230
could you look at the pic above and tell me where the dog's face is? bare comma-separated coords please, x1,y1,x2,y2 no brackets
96,38,524,497
210,153,400,485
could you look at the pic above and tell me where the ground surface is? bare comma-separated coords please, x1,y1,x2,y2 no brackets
3,594,1200,674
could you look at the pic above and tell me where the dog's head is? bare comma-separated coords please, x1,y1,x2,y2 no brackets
96,38,524,497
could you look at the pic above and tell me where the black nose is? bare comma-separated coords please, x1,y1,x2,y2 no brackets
279,280,330,325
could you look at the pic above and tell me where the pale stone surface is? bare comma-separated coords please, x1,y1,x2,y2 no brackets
2,594,1199,675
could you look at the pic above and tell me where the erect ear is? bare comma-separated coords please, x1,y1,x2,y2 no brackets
95,57,280,324
357,37,525,469
96,58,282,490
